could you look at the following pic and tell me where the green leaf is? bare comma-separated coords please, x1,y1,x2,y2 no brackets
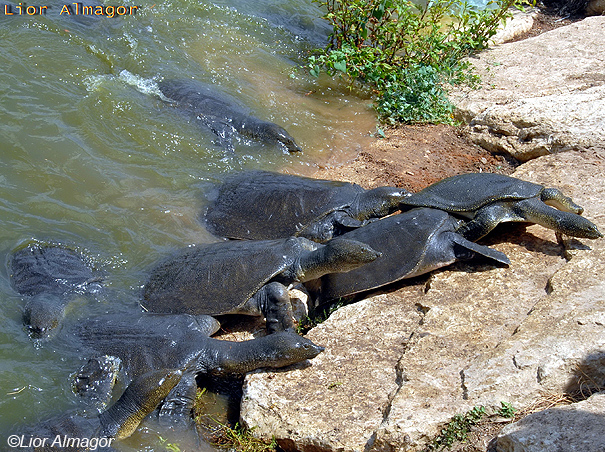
333,59,347,73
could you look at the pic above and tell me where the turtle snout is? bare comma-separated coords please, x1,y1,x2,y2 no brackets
558,214,603,239
306,342,325,358
293,336,325,360
272,126,302,153
351,242,382,264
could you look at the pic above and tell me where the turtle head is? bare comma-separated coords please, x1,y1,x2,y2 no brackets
355,186,413,219
259,331,324,368
297,238,381,282
322,238,382,272
553,213,603,239
262,123,302,153
22,293,66,339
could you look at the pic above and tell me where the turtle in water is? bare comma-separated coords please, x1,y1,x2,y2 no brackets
67,312,324,424
399,173,602,241
9,241,103,339
158,79,302,153
142,236,381,333
203,170,411,242
18,367,184,451
313,208,511,304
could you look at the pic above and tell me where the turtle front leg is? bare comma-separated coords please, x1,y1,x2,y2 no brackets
513,198,602,239
246,282,295,334
157,370,198,426
455,203,511,241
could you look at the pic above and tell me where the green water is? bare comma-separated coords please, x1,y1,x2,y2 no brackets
0,0,377,449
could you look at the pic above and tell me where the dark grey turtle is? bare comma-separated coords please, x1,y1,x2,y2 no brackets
142,236,380,333
400,173,603,241
158,79,302,153
314,208,511,304
68,312,324,423
203,170,411,242
18,367,184,451
10,241,103,339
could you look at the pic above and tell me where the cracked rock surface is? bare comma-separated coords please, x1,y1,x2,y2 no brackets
240,149,604,452
451,16,605,162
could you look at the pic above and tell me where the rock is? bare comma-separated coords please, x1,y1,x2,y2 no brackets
240,148,605,451
451,16,605,161
240,17,605,452
241,291,421,452
490,8,537,45
496,393,605,452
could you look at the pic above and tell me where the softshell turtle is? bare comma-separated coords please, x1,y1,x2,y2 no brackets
158,79,302,153
18,367,184,451
400,173,603,241
10,241,103,338
204,170,411,242
142,236,380,332
314,208,510,304
68,312,324,423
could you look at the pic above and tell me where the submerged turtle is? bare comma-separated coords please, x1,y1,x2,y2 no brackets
158,79,302,153
19,367,184,451
314,208,511,304
68,312,324,423
142,236,380,332
400,173,603,241
204,170,411,242
10,241,103,339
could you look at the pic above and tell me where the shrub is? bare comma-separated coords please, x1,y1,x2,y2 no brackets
308,0,518,123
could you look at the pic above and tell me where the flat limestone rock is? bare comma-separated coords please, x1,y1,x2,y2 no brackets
451,16,605,161
240,149,605,452
496,393,605,452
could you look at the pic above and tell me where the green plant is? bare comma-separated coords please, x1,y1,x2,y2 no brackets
210,422,277,452
308,0,518,123
497,401,516,418
297,300,345,334
427,405,486,450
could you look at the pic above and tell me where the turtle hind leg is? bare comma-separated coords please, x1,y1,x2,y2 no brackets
449,233,511,266
455,203,511,241
514,198,603,239
541,187,583,214
246,282,295,334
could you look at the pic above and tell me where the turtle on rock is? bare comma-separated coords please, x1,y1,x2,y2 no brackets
142,236,381,332
203,170,411,242
400,173,603,241
67,312,324,424
313,208,511,305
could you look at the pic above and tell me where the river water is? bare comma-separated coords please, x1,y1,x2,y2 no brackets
0,0,378,450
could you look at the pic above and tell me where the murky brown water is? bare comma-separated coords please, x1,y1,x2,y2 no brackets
0,0,377,450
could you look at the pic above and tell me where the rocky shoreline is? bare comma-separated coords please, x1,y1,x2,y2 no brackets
239,13,605,452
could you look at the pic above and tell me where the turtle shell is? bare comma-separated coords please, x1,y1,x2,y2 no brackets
317,208,461,302
10,242,96,296
204,170,366,240
318,208,509,302
73,313,217,377
405,173,544,213
142,237,315,315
